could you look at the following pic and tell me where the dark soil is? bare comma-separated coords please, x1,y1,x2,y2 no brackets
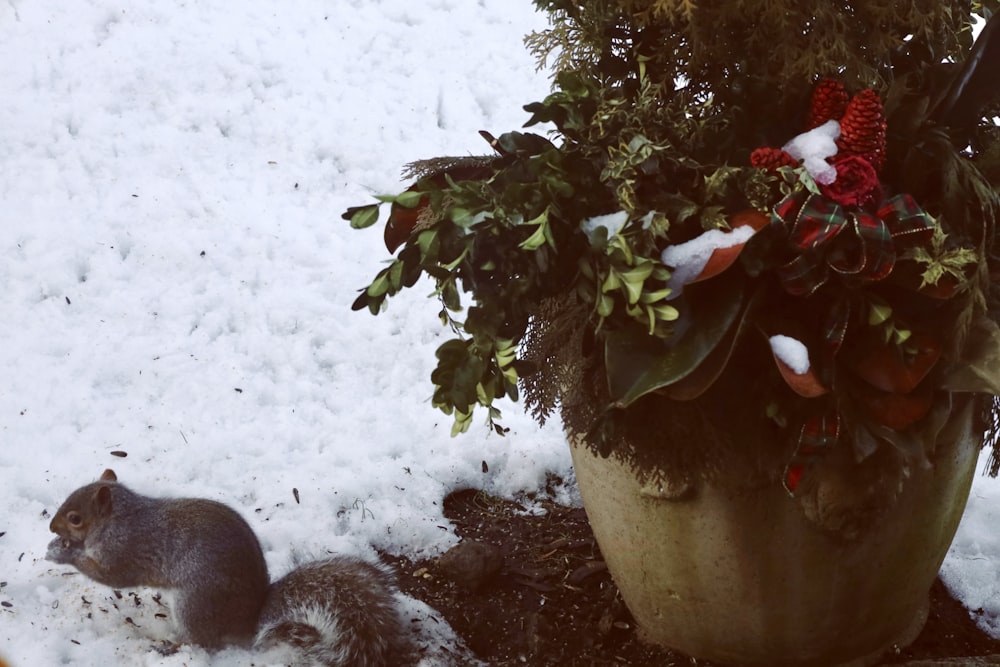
385,488,1000,666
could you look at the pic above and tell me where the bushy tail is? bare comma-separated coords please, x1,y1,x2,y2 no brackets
255,556,413,667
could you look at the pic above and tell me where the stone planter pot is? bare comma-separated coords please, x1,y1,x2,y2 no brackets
569,397,981,666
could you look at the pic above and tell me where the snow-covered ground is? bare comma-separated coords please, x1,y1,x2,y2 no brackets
0,2,996,665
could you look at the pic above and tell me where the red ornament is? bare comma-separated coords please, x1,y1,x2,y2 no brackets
806,78,849,129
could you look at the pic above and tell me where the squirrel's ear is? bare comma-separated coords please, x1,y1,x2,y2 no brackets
94,484,114,515
100,469,118,482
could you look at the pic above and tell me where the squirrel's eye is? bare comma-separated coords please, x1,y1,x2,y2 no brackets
67,512,83,527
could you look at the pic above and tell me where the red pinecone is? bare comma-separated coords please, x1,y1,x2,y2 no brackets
806,78,849,129
837,89,887,171
750,147,798,170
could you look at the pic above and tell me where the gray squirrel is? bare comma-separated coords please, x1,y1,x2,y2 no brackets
46,469,413,666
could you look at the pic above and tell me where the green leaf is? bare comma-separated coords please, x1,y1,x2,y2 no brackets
451,410,473,436
417,230,439,258
449,207,475,227
640,288,673,303
346,204,380,229
520,224,549,251
650,303,680,321
618,264,654,305
394,190,424,208
596,293,614,318
388,261,404,290
604,274,746,408
495,340,517,367
518,210,551,250
476,382,493,405
366,271,390,298
441,280,462,311
443,247,469,271
651,266,671,282
432,339,484,413
868,301,892,326
601,271,621,293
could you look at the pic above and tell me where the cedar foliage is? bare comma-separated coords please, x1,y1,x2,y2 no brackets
528,1,995,162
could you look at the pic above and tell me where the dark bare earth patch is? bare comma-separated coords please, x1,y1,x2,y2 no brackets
385,488,1000,666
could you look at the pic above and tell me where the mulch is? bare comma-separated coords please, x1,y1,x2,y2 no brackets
385,487,1000,666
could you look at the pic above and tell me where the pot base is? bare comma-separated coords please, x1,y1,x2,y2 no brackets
569,398,979,666
820,597,928,667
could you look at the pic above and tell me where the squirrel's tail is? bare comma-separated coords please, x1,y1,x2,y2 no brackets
255,556,413,667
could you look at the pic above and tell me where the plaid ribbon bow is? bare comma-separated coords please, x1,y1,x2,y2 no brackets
772,189,936,297
772,188,937,494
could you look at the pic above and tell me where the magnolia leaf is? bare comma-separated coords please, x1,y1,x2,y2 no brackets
662,286,760,400
351,291,370,312
863,419,930,468
495,131,554,156
604,273,747,408
941,316,1000,394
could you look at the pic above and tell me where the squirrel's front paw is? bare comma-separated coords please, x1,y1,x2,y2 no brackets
46,536,80,564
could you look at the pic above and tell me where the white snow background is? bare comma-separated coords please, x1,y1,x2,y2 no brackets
0,1,997,665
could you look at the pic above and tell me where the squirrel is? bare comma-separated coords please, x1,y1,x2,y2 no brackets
46,469,413,666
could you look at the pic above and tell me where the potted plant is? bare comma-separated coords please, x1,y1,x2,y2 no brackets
344,2,1000,664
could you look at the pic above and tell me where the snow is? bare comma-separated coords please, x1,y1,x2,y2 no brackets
0,1,567,665
942,476,1000,636
769,335,810,375
0,2,997,665
581,210,629,243
660,224,756,297
782,119,841,185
